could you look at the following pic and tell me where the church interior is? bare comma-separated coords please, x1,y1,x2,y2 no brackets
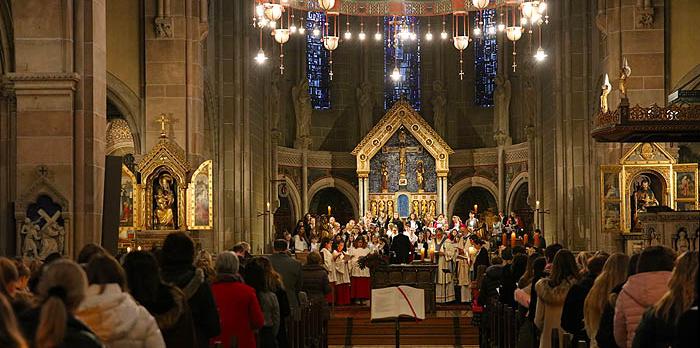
1,0,700,347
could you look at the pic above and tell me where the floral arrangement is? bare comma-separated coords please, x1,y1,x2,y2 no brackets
357,253,389,271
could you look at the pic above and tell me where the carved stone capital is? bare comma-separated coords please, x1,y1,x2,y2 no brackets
636,5,655,29
294,136,312,151
154,16,173,38
524,126,536,141
494,130,511,147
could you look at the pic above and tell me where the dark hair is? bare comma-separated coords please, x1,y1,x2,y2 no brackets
549,249,579,286
123,251,174,313
85,254,127,292
44,252,63,264
76,243,107,264
231,243,246,253
587,255,608,276
637,246,676,273
11,258,30,279
512,245,526,255
511,254,529,282
273,239,287,251
0,257,19,297
628,253,641,277
502,248,514,261
320,237,331,248
544,243,563,263
306,252,322,265
161,232,195,266
244,259,267,293
492,256,503,265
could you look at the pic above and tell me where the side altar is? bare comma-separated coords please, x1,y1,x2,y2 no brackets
352,101,454,219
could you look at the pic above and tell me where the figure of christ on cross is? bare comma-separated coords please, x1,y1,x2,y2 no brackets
382,129,423,181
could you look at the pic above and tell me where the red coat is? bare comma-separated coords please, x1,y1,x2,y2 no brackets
211,279,264,348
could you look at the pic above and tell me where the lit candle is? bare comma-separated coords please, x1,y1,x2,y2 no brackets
266,201,270,211
511,231,516,248
474,204,478,212
536,200,540,209
328,205,332,216
126,246,132,253
420,248,425,260
137,245,142,251
502,233,507,246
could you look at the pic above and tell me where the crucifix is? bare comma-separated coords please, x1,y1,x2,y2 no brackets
157,113,170,138
382,128,423,185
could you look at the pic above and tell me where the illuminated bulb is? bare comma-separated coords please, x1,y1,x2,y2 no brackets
255,4,265,17
344,30,352,40
358,31,366,40
440,30,448,40
312,27,321,37
259,18,269,27
534,47,547,62
268,20,277,29
473,27,482,37
531,12,542,24
390,67,401,81
425,31,433,41
298,26,306,35
374,32,382,41
410,32,417,41
498,23,506,32
290,24,298,33
538,2,547,13
520,17,528,26
254,48,268,64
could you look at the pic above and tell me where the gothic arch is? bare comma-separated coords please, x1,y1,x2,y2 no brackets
308,177,359,219
447,177,499,217
107,72,143,154
506,172,529,212
280,175,302,224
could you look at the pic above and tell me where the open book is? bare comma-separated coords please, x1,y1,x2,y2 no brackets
370,286,426,321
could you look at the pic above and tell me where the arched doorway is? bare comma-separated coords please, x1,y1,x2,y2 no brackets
273,196,295,238
509,183,532,230
309,187,354,226
453,187,498,223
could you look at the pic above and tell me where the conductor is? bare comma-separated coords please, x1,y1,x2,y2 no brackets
390,223,411,264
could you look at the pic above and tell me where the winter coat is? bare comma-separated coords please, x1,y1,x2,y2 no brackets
268,252,303,309
301,264,332,320
631,307,675,348
480,264,505,305
674,306,699,348
161,265,221,348
595,284,622,348
75,284,165,348
561,273,597,344
210,276,264,348
148,284,197,348
534,277,575,348
614,271,672,348
19,307,103,348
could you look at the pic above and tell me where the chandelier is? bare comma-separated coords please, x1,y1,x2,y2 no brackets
252,0,550,77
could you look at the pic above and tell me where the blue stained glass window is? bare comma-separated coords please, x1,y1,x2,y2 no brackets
384,16,421,111
474,9,498,107
306,11,330,110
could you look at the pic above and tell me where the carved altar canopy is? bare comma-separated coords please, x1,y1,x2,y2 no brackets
351,100,453,218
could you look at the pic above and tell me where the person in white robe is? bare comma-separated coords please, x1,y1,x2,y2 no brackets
432,229,456,303
456,234,472,302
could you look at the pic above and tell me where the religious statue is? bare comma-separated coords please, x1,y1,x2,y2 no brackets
292,79,313,149
421,200,429,216
634,176,659,213
387,200,395,217
676,230,690,253
20,218,40,259
428,200,436,217
356,81,374,137
155,173,176,229
38,211,65,260
600,74,612,113
370,200,378,217
398,130,408,175
493,74,512,146
380,161,389,193
378,200,386,215
619,57,632,99
431,80,447,138
412,200,420,215
416,160,425,192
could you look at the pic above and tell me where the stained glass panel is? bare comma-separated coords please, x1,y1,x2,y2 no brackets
384,16,421,110
474,9,498,107
306,11,330,110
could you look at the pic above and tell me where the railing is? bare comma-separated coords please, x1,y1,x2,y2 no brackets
286,295,327,348
594,103,700,128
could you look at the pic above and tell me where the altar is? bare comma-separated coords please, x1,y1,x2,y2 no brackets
352,101,453,219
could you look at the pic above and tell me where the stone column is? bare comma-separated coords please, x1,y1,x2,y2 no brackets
301,148,309,213
437,174,448,215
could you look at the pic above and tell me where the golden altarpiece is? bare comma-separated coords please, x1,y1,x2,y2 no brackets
600,143,699,253
352,101,453,219
118,117,214,249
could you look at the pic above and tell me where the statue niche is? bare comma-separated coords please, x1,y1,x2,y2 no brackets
20,195,66,260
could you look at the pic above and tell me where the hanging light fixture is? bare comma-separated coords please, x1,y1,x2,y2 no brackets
506,6,524,72
289,10,297,33
453,11,469,80
324,12,339,80
318,0,335,11
472,0,490,10
255,48,268,64
374,18,382,41
390,66,402,81
440,15,448,40
425,21,433,41
358,19,366,41
264,3,283,21
344,15,352,40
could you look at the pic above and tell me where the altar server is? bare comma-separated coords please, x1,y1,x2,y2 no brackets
349,238,371,304
320,238,335,304
332,241,352,305
433,228,456,303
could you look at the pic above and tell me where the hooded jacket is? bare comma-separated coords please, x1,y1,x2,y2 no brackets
613,271,672,348
75,284,165,348
534,277,575,348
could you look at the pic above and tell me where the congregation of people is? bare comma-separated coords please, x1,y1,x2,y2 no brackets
1,207,699,348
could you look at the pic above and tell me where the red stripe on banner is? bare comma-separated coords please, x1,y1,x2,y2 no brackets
396,287,420,322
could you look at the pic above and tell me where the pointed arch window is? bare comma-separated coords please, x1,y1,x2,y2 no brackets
306,11,331,109
474,9,498,107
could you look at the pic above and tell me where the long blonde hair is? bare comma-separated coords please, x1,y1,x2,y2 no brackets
652,251,698,324
35,260,88,348
0,293,28,348
583,253,630,339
